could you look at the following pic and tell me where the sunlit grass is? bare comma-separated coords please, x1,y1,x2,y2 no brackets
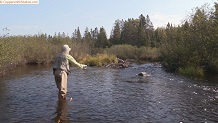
79,53,118,67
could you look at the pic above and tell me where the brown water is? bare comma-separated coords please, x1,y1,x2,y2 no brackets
0,64,217,123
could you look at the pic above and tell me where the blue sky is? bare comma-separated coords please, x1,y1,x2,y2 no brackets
0,0,215,37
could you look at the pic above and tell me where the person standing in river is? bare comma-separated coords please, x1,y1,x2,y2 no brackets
53,44,87,99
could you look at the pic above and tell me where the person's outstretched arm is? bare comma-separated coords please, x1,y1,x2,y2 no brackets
66,54,87,69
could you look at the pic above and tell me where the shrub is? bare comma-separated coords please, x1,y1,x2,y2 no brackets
79,54,118,67
178,66,204,77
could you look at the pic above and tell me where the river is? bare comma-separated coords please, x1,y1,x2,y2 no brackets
0,64,217,123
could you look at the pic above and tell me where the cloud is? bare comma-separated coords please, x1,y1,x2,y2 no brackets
150,12,183,28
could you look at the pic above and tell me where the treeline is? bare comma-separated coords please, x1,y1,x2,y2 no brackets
110,14,156,47
56,14,156,49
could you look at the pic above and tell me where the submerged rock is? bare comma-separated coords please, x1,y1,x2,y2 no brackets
138,72,151,77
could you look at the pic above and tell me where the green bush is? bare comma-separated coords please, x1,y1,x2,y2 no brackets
159,4,218,77
80,54,118,67
178,66,204,77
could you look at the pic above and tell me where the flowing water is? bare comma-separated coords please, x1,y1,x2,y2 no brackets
0,64,217,123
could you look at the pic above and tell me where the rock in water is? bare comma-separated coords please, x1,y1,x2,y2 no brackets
138,72,151,77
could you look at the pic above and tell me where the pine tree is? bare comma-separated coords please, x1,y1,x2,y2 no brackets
138,14,146,47
76,27,82,42
145,15,154,47
84,27,92,43
110,20,121,45
120,19,139,45
95,27,109,48
91,27,98,40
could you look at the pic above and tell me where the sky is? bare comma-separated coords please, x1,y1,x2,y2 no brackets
0,0,216,37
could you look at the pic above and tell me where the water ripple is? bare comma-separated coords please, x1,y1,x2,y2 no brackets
0,64,217,122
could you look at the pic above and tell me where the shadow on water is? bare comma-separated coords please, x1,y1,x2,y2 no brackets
0,63,217,122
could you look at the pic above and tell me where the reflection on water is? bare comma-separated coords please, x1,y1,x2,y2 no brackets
0,64,217,122
55,99,69,123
